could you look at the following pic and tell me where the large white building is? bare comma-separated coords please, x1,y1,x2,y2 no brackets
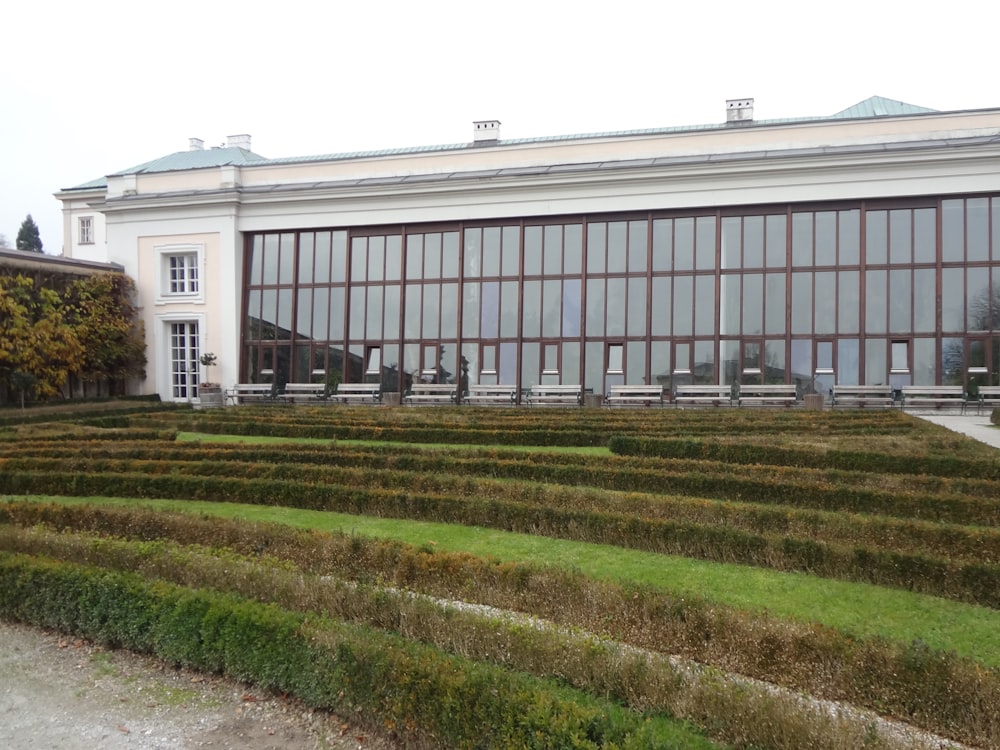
56,96,1000,402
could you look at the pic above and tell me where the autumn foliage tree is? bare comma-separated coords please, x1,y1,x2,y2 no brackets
0,271,146,404
0,275,84,400
66,273,147,396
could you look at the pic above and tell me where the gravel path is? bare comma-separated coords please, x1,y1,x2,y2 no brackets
0,620,400,750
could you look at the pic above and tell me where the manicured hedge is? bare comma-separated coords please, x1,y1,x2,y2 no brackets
608,435,1000,479
0,551,712,750
2,507,998,749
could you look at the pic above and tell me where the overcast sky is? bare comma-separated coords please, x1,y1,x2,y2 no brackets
2,0,998,254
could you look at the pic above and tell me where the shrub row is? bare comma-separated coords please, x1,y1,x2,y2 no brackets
6,451,998,564
144,407,921,441
3,504,997,748
3,523,979,750
609,435,1000,480
3,468,998,608
0,551,711,750
6,445,997,527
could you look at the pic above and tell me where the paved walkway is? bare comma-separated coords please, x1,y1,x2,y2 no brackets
910,411,1000,449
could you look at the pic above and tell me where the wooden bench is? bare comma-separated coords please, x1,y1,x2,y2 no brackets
976,386,1000,415
404,382,458,406
604,384,665,407
525,384,583,407
327,382,382,405
226,383,276,405
276,383,328,404
463,384,518,406
673,384,734,407
900,385,968,412
832,384,895,408
738,383,798,407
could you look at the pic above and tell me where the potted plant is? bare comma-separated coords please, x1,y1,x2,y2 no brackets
198,352,224,408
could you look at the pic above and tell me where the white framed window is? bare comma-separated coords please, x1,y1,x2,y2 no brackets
169,254,199,294
156,244,205,303
78,216,94,245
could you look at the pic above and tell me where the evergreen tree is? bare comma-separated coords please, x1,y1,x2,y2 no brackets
15,214,43,253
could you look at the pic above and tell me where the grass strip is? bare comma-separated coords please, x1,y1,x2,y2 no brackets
5,494,997,666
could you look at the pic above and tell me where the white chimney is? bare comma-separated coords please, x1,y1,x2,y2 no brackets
189,138,204,151
726,98,754,123
226,134,252,150
473,120,500,144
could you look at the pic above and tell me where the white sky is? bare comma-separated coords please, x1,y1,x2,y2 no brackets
2,0,998,254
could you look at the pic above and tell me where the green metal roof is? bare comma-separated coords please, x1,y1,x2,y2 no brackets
829,95,937,119
63,96,949,191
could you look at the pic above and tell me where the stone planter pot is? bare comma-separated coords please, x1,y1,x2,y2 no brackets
802,393,824,410
382,392,401,406
197,385,225,409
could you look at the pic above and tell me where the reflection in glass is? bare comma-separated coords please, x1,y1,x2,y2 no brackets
941,268,964,331
673,276,692,336
384,286,400,339
815,212,836,263
279,235,295,285
694,276,714,336
424,234,441,280
968,198,989,262
524,226,543,275
743,273,762,335
695,217,716,270
563,279,581,337
791,273,812,334
942,200,964,262
587,223,606,274
889,270,911,333
544,225,562,275
866,339,887,384
720,274,739,335
404,284,421,339
866,270,886,335
586,279,604,337
628,221,647,273
543,279,561,337
277,289,293,340
674,218,694,271
765,214,786,267
626,340,645,384
501,281,519,338
627,277,646,337
839,210,860,266
314,232,332,284
368,236,385,282
607,277,626,337
866,211,887,265
838,339,859,386
765,273,785,335
522,280,541,337
502,226,520,277
483,227,501,277
792,213,812,267
366,286,383,339
564,225,583,275
298,233,315,284
889,210,912,265
296,289,312,338
483,281,501,338
838,271,859,334
913,269,935,333
914,209,935,264
441,284,458,339
651,277,671,336
744,216,764,268
652,219,672,272
814,271,835,335
349,287,365,339
442,233,459,278
607,222,627,274
722,217,741,269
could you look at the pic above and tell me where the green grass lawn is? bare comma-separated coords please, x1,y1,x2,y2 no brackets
9,493,998,667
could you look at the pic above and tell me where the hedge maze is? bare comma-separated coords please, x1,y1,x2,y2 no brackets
0,405,997,749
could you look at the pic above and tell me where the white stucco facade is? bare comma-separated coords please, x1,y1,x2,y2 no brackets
55,100,1000,401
